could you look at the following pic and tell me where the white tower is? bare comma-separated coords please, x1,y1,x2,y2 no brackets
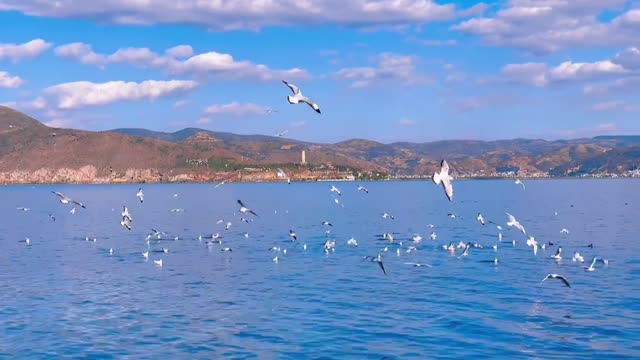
301,150,306,165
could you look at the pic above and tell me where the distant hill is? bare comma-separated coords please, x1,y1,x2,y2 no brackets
0,105,638,183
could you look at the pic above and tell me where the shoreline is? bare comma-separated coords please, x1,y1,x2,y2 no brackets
2,176,638,187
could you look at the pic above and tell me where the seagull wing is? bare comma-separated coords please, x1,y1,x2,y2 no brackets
441,176,453,201
557,275,571,288
282,80,300,95
377,261,387,275
440,160,450,176
249,209,259,217
589,256,598,268
52,191,65,199
237,200,246,208
72,200,86,208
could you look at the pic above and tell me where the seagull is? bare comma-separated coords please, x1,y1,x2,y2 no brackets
277,130,288,137
404,262,432,268
289,230,297,241
70,207,76,215
505,213,526,235
122,206,132,222
120,216,131,230
432,159,453,201
282,80,321,114
526,236,538,255
357,185,369,194
560,228,570,234
273,255,279,263
584,256,598,272
330,185,342,196
237,200,259,217
411,234,422,242
347,238,358,247
16,207,31,211
225,222,232,231
477,213,486,225
214,180,227,189
498,232,503,242
515,178,525,190
221,247,233,252
321,221,333,227
429,232,437,240
447,213,461,220
265,108,279,114
542,274,571,288
49,213,56,221
458,242,471,258
324,239,336,253
136,188,144,203
153,259,163,267
276,168,288,179
382,213,395,220
572,252,585,263
142,251,149,259
51,191,86,208
552,246,563,261
363,254,387,275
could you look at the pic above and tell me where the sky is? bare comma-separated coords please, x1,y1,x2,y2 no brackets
0,0,639,144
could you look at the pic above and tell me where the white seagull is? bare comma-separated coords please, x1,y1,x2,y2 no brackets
505,213,526,235
432,159,453,201
477,213,486,225
282,80,321,114
542,274,570,288
136,188,144,203
51,191,86,208
70,207,76,215
382,213,395,220
560,228,570,235
347,238,358,247
330,185,342,196
357,185,369,194
584,256,598,272
237,200,259,217
277,130,288,137
515,178,525,190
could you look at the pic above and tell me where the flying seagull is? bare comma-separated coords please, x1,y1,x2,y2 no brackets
136,188,144,203
505,213,526,235
542,274,571,288
277,130,288,137
122,206,132,222
382,213,395,220
289,230,297,241
70,207,76,215
282,80,321,114
584,256,598,272
363,254,387,275
515,178,525,190
321,221,333,227
477,213,486,225
330,185,342,196
357,185,369,194
51,191,86,208
432,160,453,201
237,200,259,217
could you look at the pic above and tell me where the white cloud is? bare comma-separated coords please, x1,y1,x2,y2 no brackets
334,53,430,88
196,117,211,125
53,42,310,81
2,96,47,110
165,45,193,58
611,47,640,70
501,60,627,87
0,38,52,62
406,37,457,46
204,102,269,117
583,77,640,96
54,42,107,66
452,1,638,53
0,1,475,31
399,118,417,127
0,71,23,88
45,79,198,109
173,100,190,108
590,101,640,112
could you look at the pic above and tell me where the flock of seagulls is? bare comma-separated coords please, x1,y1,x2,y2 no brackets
13,85,610,287
16,171,609,288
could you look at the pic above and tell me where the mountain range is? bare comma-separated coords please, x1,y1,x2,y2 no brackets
0,105,639,184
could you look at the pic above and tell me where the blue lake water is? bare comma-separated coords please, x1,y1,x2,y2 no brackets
1,179,639,359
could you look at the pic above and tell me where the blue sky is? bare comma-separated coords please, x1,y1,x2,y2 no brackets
0,0,639,144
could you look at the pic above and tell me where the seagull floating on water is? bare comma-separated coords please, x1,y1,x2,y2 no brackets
432,159,453,201
347,238,358,247
282,80,321,114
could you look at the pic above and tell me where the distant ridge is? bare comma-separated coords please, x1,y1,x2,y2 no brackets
0,105,638,184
